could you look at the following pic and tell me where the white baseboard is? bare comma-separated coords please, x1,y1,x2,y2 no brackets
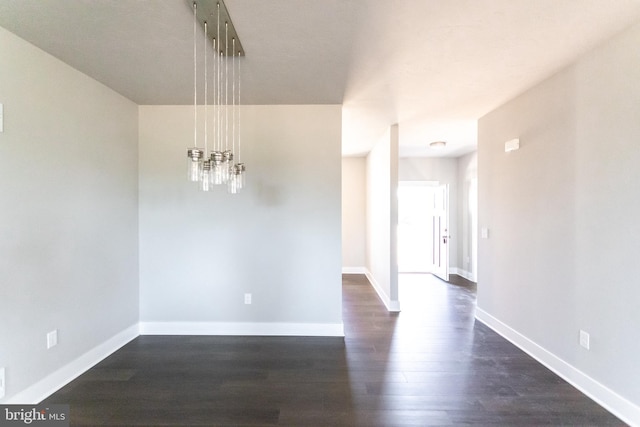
342,266,367,274
139,321,345,337
475,308,640,426
450,267,476,282
364,269,401,312
5,324,139,404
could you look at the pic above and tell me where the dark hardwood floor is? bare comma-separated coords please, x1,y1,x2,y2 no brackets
42,274,625,426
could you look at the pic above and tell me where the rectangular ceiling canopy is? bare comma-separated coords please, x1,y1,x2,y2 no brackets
188,0,245,56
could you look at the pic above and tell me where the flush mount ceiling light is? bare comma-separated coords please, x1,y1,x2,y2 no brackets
430,141,447,149
186,0,246,194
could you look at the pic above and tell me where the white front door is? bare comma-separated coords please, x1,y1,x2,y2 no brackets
398,183,435,273
433,184,449,282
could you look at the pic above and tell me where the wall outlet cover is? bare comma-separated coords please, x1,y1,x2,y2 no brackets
47,329,58,349
579,330,590,350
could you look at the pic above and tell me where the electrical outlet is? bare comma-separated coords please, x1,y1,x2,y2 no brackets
47,329,58,349
580,330,590,350
0,367,5,399
244,293,252,305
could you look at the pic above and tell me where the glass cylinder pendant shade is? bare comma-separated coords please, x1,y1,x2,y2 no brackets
227,163,246,194
207,159,216,186
200,160,212,191
187,148,204,182
227,175,238,194
211,151,224,185
228,164,240,194
222,150,232,183
237,163,246,189
226,152,234,183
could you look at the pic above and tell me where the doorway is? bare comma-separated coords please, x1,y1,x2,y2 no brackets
397,181,450,281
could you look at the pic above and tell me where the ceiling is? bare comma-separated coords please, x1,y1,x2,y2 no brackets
1,0,640,157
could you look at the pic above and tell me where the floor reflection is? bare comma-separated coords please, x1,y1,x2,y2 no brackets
342,273,623,426
42,273,623,425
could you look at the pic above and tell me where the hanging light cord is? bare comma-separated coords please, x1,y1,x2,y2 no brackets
193,2,198,148
216,3,221,152
232,38,236,159
238,47,241,163
212,37,217,153
225,22,229,151
204,21,208,155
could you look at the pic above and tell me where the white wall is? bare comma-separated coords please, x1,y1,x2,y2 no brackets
342,157,366,272
0,27,139,402
138,105,343,335
477,22,640,424
456,152,478,281
365,125,399,311
398,157,459,272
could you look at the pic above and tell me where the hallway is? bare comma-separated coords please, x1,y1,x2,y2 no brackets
344,273,622,425
43,274,623,425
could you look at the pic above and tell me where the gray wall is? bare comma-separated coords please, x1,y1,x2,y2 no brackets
478,22,640,420
342,157,366,271
456,152,478,280
138,105,343,332
365,125,399,310
0,26,139,401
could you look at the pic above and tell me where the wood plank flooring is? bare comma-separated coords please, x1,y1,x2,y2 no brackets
42,274,625,426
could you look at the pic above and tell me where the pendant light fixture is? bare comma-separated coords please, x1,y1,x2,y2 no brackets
229,38,245,194
187,2,203,182
186,0,246,193
200,21,212,192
